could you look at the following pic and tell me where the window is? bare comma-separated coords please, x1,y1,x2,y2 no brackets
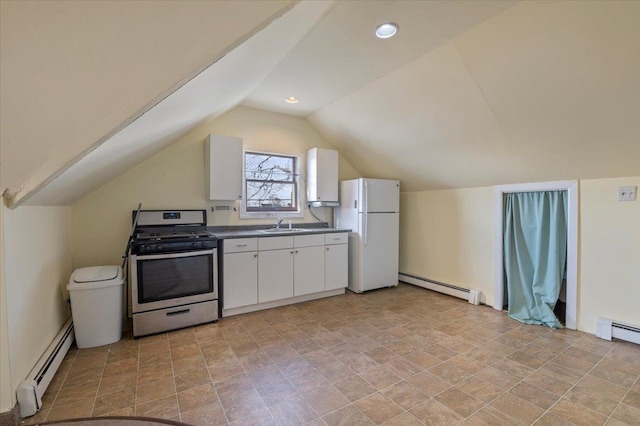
242,151,301,217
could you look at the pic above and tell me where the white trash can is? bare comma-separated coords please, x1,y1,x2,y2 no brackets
67,265,125,349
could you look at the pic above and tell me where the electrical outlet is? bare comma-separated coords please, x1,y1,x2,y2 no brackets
617,186,637,201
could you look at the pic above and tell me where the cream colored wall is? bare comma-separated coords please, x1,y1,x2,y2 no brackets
579,177,640,333
71,106,360,269
399,187,496,304
2,203,72,399
400,177,640,334
0,197,14,412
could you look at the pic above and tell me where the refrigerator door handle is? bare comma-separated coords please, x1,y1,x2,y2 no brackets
364,180,369,213
363,213,368,245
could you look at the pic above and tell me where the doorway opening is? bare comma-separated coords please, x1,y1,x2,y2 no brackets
503,190,567,328
493,181,578,330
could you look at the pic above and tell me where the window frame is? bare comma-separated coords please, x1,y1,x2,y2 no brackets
240,149,303,219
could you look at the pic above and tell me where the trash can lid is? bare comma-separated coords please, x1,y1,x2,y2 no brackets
68,266,124,291
73,265,120,283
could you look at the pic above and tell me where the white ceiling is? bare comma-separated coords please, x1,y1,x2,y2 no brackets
4,0,640,205
308,1,640,191
243,0,516,116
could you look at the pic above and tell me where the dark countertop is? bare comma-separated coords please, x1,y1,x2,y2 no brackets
208,223,351,239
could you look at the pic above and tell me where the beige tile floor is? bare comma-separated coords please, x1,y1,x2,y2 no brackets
21,284,640,426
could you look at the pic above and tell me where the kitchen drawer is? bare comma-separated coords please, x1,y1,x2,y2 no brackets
224,238,258,253
259,236,293,251
133,300,218,337
325,232,348,245
294,234,325,248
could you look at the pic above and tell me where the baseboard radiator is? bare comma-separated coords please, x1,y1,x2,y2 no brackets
398,273,481,305
596,317,640,345
17,318,74,418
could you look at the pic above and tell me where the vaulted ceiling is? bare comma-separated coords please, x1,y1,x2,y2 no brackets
308,1,640,191
2,1,639,205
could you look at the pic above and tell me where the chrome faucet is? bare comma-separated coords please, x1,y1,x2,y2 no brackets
275,218,284,229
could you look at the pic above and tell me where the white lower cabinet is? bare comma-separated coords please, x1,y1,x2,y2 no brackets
325,243,348,290
294,246,325,296
258,249,294,303
224,251,258,309
223,232,348,315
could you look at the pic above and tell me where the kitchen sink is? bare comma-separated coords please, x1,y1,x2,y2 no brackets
258,228,310,233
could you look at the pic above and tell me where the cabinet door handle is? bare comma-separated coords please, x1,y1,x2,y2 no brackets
333,237,340,240
253,254,258,258
236,244,247,247
295,250,299,254
326,247,330,251
290,251,294,254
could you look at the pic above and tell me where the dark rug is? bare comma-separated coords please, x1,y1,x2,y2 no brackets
36,417,190,426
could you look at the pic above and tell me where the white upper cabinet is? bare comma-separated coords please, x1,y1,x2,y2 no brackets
205,134,243,200
306,148,338,206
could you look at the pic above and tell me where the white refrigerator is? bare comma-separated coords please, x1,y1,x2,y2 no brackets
334,178,400,293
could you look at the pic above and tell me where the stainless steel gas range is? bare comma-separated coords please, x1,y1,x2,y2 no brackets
129,209,218,337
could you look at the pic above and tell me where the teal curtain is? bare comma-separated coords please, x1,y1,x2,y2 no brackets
504,191,567,329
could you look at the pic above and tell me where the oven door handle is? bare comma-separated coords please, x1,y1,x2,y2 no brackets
134,249,214,260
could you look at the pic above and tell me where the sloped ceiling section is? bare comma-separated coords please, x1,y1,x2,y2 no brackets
23,1,336,206
0,0,296,205
243,0,516,116
309,1,640,191
4,1,639,204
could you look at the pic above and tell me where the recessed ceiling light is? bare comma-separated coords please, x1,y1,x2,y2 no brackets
285,96,299,104
375,23,398,39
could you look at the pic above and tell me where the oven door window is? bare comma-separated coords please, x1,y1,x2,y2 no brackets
137,253,213,303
